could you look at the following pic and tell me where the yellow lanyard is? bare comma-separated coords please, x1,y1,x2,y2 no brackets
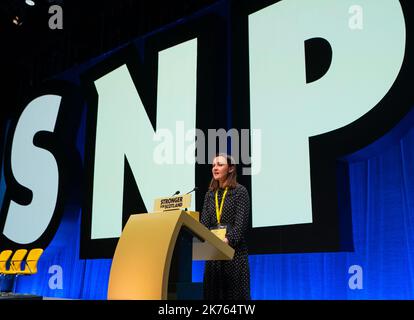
215,187,228,224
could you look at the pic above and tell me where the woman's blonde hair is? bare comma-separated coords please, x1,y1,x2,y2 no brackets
209,153,238,191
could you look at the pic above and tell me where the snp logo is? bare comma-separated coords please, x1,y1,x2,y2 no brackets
0,0,408,258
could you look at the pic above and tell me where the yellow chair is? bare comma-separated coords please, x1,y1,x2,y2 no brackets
19,248,43,275
0,250,13,275
2,249,27,275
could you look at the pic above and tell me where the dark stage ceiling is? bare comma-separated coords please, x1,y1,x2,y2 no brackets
0,0,218,117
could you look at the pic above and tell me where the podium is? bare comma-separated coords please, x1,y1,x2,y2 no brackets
107,209,235,300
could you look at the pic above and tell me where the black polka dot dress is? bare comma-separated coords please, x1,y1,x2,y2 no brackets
200,183,251,300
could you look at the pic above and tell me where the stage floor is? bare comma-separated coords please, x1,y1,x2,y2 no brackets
0,292,43,300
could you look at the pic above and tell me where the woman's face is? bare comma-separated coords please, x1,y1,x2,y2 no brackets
212,156,232,182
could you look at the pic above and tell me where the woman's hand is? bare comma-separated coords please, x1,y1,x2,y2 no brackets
223,237,229,244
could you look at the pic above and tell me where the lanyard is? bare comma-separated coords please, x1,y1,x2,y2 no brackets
215,187,228,224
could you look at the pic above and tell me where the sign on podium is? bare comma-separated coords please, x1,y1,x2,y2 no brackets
154,193,199,221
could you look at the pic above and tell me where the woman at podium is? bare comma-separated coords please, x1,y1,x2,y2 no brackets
200,153,251,300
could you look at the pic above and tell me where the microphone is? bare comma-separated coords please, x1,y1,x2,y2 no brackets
184,187,198,211
185,186,198,194
171,190,180,196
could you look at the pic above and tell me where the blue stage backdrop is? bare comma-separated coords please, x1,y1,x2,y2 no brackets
1,0,414,299
14,108,414,299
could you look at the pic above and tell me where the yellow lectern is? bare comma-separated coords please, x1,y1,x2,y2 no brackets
107,206,234,300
